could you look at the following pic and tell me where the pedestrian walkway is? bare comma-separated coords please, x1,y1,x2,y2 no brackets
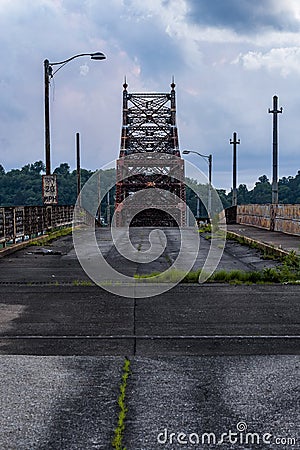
227,223,300,256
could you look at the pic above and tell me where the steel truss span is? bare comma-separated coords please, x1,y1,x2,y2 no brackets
115,80,186,227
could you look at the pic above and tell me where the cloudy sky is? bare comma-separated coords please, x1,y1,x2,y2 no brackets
1,0,300,191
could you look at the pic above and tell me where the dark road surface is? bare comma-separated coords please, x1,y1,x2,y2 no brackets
0,284,299,356
0,229,299,449
0,227,281,283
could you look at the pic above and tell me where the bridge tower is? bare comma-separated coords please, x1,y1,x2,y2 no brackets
115,79,186,227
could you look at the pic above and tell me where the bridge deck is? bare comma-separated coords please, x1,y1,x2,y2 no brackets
0,228,299,449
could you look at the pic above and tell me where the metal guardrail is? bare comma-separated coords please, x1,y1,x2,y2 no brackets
0,205,74,247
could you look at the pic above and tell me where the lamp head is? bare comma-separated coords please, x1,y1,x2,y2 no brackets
90,52,106,60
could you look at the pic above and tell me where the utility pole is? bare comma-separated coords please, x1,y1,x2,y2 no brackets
208,154,212,216
196,195,200,219
76,132,81,205
97,170,101,224
44,59,52,175
229,132,240,206
268,95,283,204
107,190,110,226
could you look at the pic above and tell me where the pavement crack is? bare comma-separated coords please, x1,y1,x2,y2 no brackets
112,357,131,450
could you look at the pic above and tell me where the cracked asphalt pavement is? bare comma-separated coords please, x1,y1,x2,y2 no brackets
0,228,298,449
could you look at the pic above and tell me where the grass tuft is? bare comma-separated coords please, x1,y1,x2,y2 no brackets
112,358,131,450
29,227,73,246
132,250,300,285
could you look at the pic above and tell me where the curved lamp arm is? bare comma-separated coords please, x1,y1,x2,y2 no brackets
43,51,106,177
45,52,106,77
182,150,212,184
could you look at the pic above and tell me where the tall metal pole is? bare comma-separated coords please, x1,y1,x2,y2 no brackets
196,196,200,218
76,132,81,204
268,95,283,204
208,154,212,185
208,154,212,216
230,132,240,206
97,170,101,223
107,190,110,225
43,52,106,185
182,150,213,218
44,59,51,175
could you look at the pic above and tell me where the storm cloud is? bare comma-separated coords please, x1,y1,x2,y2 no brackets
186,0,299,33
0,0,299,191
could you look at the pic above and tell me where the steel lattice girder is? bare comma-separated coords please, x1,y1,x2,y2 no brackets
116,81,185,227
120,81,179,156
115,155,186,227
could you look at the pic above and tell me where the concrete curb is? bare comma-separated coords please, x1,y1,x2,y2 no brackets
226,231,290,258
0,235,50,258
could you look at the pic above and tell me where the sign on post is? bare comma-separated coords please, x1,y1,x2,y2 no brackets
42,175,58,204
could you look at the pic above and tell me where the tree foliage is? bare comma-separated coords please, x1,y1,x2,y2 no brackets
226,172,300,205
0,161,96,206
0,162,299,214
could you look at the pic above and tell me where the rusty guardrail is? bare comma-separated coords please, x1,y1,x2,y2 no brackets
0,205,74,248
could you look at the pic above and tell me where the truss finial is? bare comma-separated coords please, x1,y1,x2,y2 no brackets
123,76,128,90
171,75,176,90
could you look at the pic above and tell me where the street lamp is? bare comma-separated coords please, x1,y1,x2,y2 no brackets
182,150,213,217
44,52,106,178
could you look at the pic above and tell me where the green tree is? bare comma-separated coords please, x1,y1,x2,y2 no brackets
1,162,300,208
237,184,249,204
54,163,70,177
30,161,45,174
217,189,230,208
249,175,271,204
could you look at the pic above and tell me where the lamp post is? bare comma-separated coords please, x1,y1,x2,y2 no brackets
43,51,106,184
182,150,213,218
76,132,81,206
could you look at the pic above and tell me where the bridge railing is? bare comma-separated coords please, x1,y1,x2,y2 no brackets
0,205,74,247
225,204,300,236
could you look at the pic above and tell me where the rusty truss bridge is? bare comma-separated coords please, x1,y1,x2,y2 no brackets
115,79,186,227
